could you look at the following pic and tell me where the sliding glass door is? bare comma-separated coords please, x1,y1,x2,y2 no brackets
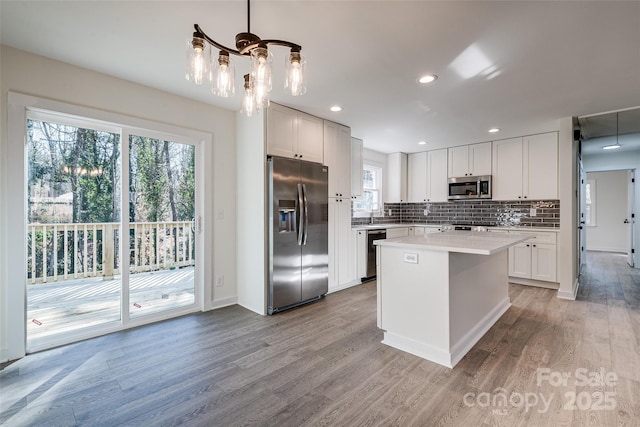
127,134,196,319
26,113,199,348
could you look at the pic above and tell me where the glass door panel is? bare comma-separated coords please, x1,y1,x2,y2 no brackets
26,117,121,344
128,135,195,318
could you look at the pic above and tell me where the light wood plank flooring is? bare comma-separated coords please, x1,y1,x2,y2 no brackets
1,251,639,426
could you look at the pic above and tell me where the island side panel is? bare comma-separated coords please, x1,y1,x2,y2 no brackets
448,250,511,366
377,245,451,364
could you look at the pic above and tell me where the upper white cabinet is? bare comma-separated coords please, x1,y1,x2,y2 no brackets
351,137,363,199
492,132,558,201
448,142,492,177
266,103,324,163
407,149,448,203
385,152,407,203
427,149,448,202
323,120,351,198
408,152,427,202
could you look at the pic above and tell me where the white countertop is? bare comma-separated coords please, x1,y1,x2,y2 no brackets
374,230,530,255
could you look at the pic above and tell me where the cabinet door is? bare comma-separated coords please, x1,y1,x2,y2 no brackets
469,142,492,176
408,152,428,202
427,149,448,202
351,137,363,199
492,137,523,201
327,198,338,287
531,243,557,282
448,145,469,177
525,132,558,200
356,229,367,280
266,104,296,159
385,153,407,203
337,125,352,198
508,242,531,278
297,112,324,163
323,121,339,197
337,199,354,284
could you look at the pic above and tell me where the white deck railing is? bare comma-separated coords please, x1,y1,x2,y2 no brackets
27,221,195,284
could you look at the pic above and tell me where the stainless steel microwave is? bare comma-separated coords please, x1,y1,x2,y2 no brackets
447,175,492,200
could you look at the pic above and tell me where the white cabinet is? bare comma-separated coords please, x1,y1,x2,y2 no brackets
324,120,351,199
266,103,324,163
492,132,558,201
408,152,427,202
508,231,557,283
386,152,408,203
448,142,492,177
427,149,448,202
407,149,447,203
356,229,367,280
328,197,356,289
351,137,363,199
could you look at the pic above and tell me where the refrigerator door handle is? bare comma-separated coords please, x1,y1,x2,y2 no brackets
302,183,309,245
297,183,304,246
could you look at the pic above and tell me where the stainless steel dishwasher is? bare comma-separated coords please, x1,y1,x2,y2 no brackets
365,229,386,280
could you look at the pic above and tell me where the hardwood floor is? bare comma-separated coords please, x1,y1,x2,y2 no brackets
1,251,639,426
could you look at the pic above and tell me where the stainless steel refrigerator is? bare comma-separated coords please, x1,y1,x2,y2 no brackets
267,156,329,314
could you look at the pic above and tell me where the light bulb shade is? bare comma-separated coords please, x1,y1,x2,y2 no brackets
211,51,235,97
285,51,307,96
250,47,273,108
185,35,210,85
241,74,257,116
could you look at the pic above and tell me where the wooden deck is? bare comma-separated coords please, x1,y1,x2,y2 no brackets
27,267,195,343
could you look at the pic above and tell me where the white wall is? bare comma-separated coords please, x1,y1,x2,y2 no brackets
0,46,237,361
586,171,629,252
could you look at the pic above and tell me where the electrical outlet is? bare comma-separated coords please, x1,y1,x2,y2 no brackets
216,275,224,287
423,209,429,216
388,209,392,216
403,253,418,264
530,208,537,217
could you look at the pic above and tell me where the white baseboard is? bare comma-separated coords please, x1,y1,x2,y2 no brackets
382,298,511,369
449,298,511,368
557,278,579,300
382,332,453,368
509,277,559,290
587,247,626,253
328,280,361,294
209,296,238,310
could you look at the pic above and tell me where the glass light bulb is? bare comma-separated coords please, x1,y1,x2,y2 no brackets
285,51,306,96
212,51,235,97
241,74,257,116
186,37,210,85
251,47,273,94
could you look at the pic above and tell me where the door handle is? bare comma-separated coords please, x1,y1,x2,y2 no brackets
302,184,309,245
624,219,630,224
296,184,304,246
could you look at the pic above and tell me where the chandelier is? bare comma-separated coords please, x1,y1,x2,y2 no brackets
185,0,306,116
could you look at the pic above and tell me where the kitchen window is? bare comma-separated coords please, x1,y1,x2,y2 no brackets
354,163,383,216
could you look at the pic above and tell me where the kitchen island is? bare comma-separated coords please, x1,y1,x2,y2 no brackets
374,231,529,368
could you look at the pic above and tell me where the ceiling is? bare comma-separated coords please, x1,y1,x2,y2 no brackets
1,1,639,154
579,107,640,156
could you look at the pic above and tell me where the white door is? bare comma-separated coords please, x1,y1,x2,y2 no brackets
579,157,587,270
627,170,635,267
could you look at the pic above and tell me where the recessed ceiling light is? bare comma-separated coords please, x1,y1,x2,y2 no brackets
418,141,427,145
330,106,342,112
418,74,438,84
488,128,500,133
602,144,621,150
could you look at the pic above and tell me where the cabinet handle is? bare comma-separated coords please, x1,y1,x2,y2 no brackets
524,196,527,199
533,244,536,247
526,244,530,247
518,196,522,199
299,155,303,159
335,193,339,197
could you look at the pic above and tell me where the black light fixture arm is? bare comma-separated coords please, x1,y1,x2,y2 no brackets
194,24,302,57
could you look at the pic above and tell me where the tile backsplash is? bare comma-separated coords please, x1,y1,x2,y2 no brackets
352,200,560,228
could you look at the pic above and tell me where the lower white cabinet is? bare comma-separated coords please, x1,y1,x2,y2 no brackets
328,198,357,290
508,232,557,283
